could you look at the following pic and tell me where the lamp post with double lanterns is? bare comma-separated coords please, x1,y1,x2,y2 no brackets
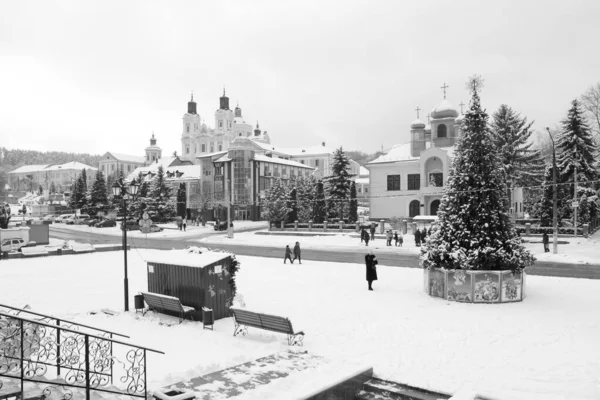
112,178,139,312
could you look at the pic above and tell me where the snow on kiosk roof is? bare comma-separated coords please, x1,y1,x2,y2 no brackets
144,249,231,268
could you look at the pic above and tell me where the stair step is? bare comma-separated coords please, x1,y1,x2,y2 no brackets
361,378,451,400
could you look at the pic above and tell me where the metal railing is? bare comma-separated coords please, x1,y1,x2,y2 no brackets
0,308,164,400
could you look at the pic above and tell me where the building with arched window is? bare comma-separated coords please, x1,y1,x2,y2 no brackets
366,96,523,221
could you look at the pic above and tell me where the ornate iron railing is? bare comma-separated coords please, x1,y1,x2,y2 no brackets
0,310,164,400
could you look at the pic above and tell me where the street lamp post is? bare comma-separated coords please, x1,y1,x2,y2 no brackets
546,127,558,254
112,178,139,312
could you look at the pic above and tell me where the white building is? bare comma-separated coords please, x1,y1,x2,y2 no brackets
8,162,97,193
99,134,165,178
366,97,523,220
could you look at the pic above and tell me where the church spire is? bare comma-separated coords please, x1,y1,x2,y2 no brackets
187,92,197,114
219,87,230,110
254,121,261,136
441,82,449,99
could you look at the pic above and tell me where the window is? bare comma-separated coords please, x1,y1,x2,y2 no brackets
127,165,131,172
228,121,232,128
201,144,206,152
429,173,443,187
300,160,305,164
186,124,190,133
408,174,420,190
239,132,242,136
387,175,401,191
358,187,362,193
365,187,369,193
315,159,320,167
219,120,223,128
146,155,149,161
218,143,222,151
210,144,214,153
437,124,447,138
186,146,189,154
409,200,420,217
214,165,223,175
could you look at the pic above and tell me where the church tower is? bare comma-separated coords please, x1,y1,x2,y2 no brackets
410,107,426,157
214,88,235,151
182,93,200,160
430,83,459,148
145,133,162,164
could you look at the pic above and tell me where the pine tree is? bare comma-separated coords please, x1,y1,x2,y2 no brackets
349,181,358,222
86,171,109,216
49,181,56,194
176,182,187,217
556,99,598,192
261,178,291,222
38,185,43,196
312,179,326,223
420,76,535,271
578,194,590,224
491,105,546,188
539,165,568,227
326,147,353,220
145,166,176,222
287,187,298,223
296,177,315,222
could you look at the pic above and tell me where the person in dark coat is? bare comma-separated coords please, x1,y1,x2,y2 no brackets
386,230,393,246
398,232,403,247
364,231,370,246
360,228,365,243
542,232,550,252
414,229,421,247
394,232,399,246
420,228,427,243
293,241,302,264
284,245,294,264
365,251,378,291
370,224,376,241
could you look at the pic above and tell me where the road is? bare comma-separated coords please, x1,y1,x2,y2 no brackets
50,226,600,280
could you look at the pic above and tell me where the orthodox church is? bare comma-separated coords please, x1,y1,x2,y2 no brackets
367,86,523,221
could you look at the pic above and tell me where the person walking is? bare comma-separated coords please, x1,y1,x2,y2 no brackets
394,231,399,246
370,224,376,241
398,232,404,247
284,245,294,264
542,232,550,253
414,228,421,247
421,227,427,244
360,228,365,243
364,231,370,246
365,251,378,291
183,219,187,231
386,230,392,246
293,241,302,264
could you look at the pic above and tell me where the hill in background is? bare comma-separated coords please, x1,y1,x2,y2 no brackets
0,147,102,172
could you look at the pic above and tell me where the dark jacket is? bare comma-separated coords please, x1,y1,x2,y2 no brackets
365,254,378,281
414,230,421,241
293,244,301,256
542,233,549,244
285,246,292,256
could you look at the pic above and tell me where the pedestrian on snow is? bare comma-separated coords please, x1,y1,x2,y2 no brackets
196,216,200,226
421,228,427,244
360,228,365,243
364,231,370,246
542,232,550,253
414,229,421,247
398,232,404,247
386,230,393,246
394,232,399,246
293,241,302,264
370,224,376,241
365,251,378,291
183,219,187,231
284,245,294,264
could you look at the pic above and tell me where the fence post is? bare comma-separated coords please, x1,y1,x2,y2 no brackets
583,224,589,237
379,220,385,234
402,220,407,235
323,220,328,231
294,220,298,231
57,320,61,377
525,223,531,236
85,335,90,399
308,220,313,232
269,221,272,232
339,220,343,232
280,220,285,230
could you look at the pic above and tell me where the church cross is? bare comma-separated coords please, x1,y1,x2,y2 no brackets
426,114,430,123
459,101,465,114
441,83,449,99
415,106,421,119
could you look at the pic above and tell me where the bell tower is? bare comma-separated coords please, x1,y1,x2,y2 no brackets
145,133,162,164
182,92,201,161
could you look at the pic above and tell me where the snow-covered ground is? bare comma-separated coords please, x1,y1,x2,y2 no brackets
1,250,599,399
200,229,600,265
50,220,267,239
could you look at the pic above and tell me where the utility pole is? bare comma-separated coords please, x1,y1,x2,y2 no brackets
573,147,578,238
227,176,233,239
546,127,558,254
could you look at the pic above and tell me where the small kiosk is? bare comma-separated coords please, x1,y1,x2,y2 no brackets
144,250,234,321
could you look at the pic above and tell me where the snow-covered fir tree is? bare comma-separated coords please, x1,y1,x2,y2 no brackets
420,76,535,271
176,182,187,217
287,187,298,223
349,181,358,223
85,170,108,216
312,179,326,223
144,166,176,222
261,178,291,222
556,99,598,191
538,164,569,227
296,176,315,222
326,147,353,220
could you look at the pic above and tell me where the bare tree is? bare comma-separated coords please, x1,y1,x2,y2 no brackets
580,82,600,140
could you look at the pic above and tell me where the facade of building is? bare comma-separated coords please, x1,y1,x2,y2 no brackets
8,162,98,193
367,98,523,220
99,134,165,178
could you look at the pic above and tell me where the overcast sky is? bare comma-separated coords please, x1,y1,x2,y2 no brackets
1,0,599,158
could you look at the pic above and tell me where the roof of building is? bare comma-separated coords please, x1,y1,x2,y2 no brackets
253,154,315,168
105,152,146,164
355,177,369,185
9,164,53,174
431,99,459,119
249,139,334,157
368,143,418,164
165,165,201,180
196,151,228,160
144,249,231,268
359,166,370,176
45,161,97,171
411,118,426,129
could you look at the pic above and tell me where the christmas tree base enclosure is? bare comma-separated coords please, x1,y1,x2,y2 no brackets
424,268,526,303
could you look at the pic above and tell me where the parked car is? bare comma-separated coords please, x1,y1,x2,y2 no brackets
76,218,97,225
148,224,163,233
1,238,26,253
40,214,55,222
96,219,117,228
84,218,101,226
54,214,74,223
65,214,91,225
213,220,232,231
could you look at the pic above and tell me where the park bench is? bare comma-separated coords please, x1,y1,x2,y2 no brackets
139,292,195,323
230,306,304,346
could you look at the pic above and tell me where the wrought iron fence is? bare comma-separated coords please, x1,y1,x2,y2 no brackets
0,308,164,400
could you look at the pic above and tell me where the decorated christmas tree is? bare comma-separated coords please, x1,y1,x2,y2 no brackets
420,76,535,271
261,178,291,223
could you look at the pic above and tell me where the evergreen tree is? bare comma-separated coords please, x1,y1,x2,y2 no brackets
421,76,535,271
539,165,568,227
49,181,56,194
176,182,187,217
261,178,291,222
145,166,176,222
37,185,43,196
491,105,545,188
85,171,109,216
312,180,326,223
288,187,298,223
295,177,315,222
556,99,598,192
349,181,358,222
578,194,590,224
326,147,353,220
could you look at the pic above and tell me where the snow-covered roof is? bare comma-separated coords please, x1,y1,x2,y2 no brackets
9,164,52,174
355,177,369,185
431,99,459,119
165,165,201,180
106,152,146,164
196,151,228,160
144,249,231,268
249,139,334,157
253,154,314,168
359,166,369,176
213,154,232,163
45,162,97,171
368,143,418,164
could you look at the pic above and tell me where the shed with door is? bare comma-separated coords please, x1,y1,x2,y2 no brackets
144,250,234,321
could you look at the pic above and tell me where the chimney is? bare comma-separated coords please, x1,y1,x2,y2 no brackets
322,142,325,147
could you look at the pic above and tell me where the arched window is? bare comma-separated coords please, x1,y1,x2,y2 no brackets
409,200,420,217
437,124,447,138
186,124,190,133
430,199,440,216
186,146,189,154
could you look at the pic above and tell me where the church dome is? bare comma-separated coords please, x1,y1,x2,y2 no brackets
431,99,459,119
410,119,425,129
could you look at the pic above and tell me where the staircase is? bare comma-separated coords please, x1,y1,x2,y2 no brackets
356,378,452,400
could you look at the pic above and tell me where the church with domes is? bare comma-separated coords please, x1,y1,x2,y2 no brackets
367,87,524,222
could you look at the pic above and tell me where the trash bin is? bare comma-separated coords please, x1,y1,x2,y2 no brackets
202,307,214,330
134,294,144,312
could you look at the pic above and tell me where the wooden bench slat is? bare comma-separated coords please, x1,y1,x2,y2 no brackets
231,307,304,345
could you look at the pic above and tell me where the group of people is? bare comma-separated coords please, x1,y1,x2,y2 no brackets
414,227,430,247
360,225,376,246
385,230,404,247
284,242,302,264
0,203,11,229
